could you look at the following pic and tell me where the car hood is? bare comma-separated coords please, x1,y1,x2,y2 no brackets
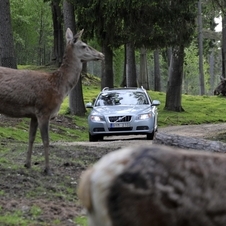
91,105,151,115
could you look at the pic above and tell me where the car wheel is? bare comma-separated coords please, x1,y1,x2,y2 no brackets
89,133,99,142
89,133,103,142
98,135,104,141
146,131,155,140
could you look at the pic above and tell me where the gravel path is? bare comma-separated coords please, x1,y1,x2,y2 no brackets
55,123,226,149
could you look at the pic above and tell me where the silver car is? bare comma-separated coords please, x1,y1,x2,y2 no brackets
86,87,160,141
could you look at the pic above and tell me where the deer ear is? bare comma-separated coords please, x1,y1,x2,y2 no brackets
66,28,74,43
73,29,84,43
220,76,226,81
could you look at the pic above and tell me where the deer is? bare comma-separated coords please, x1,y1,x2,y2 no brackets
78,145,226,226
214,76,226,96
0,28,104,175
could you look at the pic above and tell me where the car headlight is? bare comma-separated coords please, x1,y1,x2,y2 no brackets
137,113,152,120
90,115,103,122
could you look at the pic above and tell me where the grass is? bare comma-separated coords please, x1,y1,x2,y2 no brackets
1,65,226,225
75,216,88,226
147,91,226,127
1,83,226,143
0,210,30,226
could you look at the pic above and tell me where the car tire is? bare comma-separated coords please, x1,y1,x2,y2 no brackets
146,131,155,140
89,133,103,142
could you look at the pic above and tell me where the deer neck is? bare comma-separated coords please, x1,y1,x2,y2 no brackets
58,47,83,94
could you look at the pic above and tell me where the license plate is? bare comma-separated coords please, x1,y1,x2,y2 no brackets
110,123,130,128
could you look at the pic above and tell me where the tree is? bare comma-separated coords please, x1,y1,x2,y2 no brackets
163,0,197,111
10,0,53,65
139,47,149,90
154,49,161,91
101,43,114,89
75,0,124,89
126,43,137,87
198,0,205,95
51,0,64,66
165,46,185,111
209,0,226,78
0,0,17,68
63,0,86,116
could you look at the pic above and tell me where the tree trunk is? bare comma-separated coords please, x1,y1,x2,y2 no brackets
198,0,205,95
0,0,17,68
126,42,137,87
139,47,149,89
209,49,215,95
101,43,114,89
164,45,184,112
154,49,161,91
222,16,226,78
51,0,64,67
120,44,127,87
63,0,86,116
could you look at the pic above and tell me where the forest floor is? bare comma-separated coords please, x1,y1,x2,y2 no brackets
1,117,226,225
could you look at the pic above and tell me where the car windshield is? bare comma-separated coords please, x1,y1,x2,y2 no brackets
95,91,149,106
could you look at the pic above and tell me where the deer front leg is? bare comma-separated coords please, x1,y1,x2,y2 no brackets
38,117,51,175
25,117,38,169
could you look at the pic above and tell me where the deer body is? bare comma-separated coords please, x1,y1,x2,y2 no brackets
0,28,104,174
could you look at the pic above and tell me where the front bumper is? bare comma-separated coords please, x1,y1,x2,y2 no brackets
88,117,155,136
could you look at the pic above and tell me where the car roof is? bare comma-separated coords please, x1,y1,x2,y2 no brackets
101,87,146,93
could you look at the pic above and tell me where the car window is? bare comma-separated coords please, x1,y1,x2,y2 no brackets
95,91,149,106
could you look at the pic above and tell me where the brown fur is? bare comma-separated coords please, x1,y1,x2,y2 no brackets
0,29,104,175
78,145,226,226
77,168,94,211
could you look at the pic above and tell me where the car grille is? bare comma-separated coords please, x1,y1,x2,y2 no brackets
109,127,133,131
108,116,132,122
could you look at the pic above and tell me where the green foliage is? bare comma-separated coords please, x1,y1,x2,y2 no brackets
75,0,198,49
75,216,88,226
148,90,226,127
183,42,213,95
30,205,42,217
0,211,30,226
10,0,53,65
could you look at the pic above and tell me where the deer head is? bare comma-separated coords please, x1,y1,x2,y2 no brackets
65,28,104,62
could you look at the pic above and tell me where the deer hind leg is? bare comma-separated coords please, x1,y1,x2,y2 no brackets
25,117,38,169
38,117,51,175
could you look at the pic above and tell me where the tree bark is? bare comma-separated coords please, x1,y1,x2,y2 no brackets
126,42,137,87
164,45,184,112
101,43,114,89
154,49,161,91
51,0,64,67
209,49,215,94
139,47,149,89
198,0,205,95
63,0,86,116
0,0,17,68
120,44,127,87
222,16,226,78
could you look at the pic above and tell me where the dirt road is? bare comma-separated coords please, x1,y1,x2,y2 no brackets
56,123,226,149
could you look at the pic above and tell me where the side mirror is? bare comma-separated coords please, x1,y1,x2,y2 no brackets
85,102,93,108
152,100,160,106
